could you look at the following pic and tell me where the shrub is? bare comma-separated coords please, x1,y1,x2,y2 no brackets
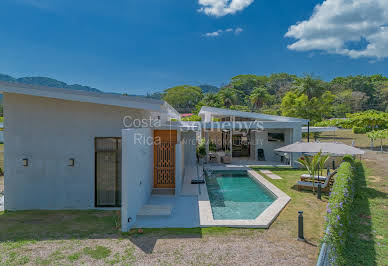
324,157,356,264
352,126,368,134
342,155,354,164
314,119,352,129
196,138,207,158
182,114,202,121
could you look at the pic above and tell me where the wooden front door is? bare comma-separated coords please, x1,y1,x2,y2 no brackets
153,130,177,188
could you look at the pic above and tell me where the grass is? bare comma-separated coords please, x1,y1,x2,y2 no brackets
252,167,329,244
0,169,326,264
83,246,112,259
343,161,388,265
305,129,388,265
4,135,385,264
307,129,388,150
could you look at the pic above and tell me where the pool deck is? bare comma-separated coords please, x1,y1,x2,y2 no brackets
133,163,290,229
199,166,291,228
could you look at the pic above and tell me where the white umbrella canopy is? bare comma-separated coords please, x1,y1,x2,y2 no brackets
275,142,365,155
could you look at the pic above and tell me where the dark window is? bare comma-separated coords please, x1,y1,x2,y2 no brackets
268,133,284,142
95,137,122,207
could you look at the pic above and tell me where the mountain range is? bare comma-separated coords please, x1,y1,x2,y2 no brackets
0,74,219,102
0,74,101,93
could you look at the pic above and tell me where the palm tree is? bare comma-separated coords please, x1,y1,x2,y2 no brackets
218,87,237,108
318,153,330,177
293,74,325,100
202,93,220,107
250,86,272,110
297,151,326,194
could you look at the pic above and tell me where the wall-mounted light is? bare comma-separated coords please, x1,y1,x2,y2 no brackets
68,158,75,167
22,158,28,167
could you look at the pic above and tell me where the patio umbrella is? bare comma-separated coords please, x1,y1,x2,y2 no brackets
275,141,364,155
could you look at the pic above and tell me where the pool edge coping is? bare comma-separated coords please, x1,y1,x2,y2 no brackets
198,167,291,228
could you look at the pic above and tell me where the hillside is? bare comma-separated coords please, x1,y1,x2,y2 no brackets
199,84,219,94
0,74,101,93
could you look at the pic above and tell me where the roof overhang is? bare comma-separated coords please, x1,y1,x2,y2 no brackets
0,81,165,112
199,106,309,124
202,121,303,130
302,127,338,133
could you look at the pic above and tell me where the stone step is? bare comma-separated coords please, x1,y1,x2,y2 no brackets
137,204,172,216
152,188,175,195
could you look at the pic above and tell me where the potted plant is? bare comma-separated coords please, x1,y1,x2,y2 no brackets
196,138,207,164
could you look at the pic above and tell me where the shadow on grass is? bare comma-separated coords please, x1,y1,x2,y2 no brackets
0,210,204,254
125,228,203,253
250,166,297,172
343,162,385,266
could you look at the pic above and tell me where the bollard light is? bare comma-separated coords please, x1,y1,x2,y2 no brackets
22,158,28,167
298,211,305,241
317,183,322,200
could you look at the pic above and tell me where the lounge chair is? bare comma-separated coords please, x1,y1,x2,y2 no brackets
300,174,327,182
297,170,337,192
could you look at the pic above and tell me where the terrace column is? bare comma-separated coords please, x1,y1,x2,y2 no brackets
230,116,234,157
205,131,209,162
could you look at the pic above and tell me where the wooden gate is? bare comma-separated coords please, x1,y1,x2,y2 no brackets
154,130,177,188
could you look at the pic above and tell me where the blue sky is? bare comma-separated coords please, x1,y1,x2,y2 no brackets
0,0,387,95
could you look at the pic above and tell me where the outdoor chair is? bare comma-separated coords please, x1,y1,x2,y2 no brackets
297,170,337,193
208,153,218,163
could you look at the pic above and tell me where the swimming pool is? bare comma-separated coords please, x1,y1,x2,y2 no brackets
205,170,277,220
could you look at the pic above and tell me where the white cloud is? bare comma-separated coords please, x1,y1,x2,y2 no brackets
203,27,243,37
198,0,254,17
285,0,388,59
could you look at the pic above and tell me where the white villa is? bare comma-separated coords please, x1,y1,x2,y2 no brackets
0,81,308,231
198,106,308,166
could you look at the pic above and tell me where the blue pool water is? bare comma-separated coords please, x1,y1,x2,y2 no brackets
205,171,276,220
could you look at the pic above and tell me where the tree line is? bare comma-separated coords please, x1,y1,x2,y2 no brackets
148,73,388,124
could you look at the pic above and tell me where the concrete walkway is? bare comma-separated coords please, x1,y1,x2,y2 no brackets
259,170,283,180
134,195,200,228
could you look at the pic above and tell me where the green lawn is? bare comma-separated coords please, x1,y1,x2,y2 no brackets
343,160,388,265
251,167,328,244
0,168,328,265
305,129,388,265
307,129,388,150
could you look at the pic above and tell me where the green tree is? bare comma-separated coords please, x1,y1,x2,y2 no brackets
293,74,326,100
218,87,238,108
281,91,334,123
250,86,272,110
367,129,388,152
347,110,388,131
162,85,203,112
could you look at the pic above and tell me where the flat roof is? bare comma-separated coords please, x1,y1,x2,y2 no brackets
302,127,338,133
199,106,309,124
0,81,171,113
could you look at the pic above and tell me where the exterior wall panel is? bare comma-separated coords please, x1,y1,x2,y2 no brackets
4,93,151,210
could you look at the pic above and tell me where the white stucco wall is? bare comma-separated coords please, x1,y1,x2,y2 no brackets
121,128,153,232
181,131,197,167
3,93,152,210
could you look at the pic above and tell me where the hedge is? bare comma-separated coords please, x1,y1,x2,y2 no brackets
324,155,356,264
